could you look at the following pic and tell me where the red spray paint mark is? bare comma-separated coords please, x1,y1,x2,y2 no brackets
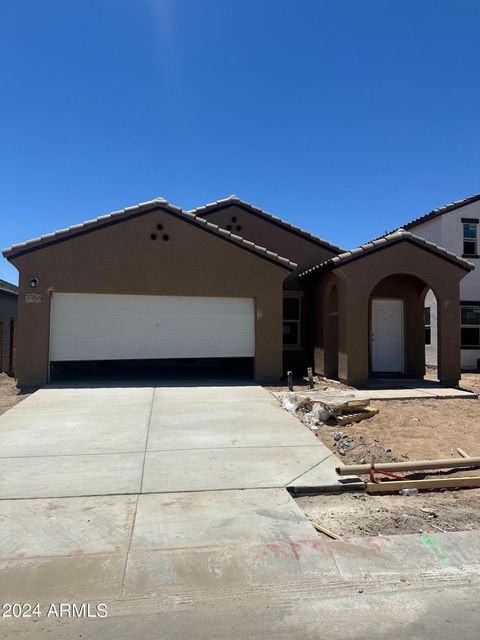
289,542,303,561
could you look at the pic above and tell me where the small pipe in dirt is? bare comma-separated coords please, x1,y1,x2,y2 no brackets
287,371,293,391
307,367,314,389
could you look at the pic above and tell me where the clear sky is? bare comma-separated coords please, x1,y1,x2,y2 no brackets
1,0,479,283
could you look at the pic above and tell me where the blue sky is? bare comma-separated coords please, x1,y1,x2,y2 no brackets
1,0,479,283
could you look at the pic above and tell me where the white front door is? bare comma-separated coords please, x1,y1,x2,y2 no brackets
371,299,404,373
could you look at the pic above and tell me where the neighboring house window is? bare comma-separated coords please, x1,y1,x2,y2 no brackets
461,306,480,347
424,307,431,345
283,297,301,346
463,222,477,256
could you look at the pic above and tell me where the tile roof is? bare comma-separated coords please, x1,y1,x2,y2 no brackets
187,195,345,254
2,198,297,271
383,193,480,236
299,229,475,277
0,279,18,295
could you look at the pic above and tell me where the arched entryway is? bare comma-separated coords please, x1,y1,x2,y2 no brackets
369,273,438,379
305,231,470,387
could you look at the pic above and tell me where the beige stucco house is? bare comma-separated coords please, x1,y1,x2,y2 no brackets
2,195,473,387
388,193,480,371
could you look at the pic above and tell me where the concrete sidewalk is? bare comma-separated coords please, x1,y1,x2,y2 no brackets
1,493,479,639
356,378,478,400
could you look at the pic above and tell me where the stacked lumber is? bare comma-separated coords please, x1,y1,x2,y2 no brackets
336,449,480,493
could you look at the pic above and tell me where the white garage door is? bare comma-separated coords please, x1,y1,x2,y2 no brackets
50,293,255,361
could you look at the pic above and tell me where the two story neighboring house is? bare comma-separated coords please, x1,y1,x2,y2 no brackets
397,193,480,370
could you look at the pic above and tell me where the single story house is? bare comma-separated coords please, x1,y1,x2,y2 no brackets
2,195,474,387
0,279,18,376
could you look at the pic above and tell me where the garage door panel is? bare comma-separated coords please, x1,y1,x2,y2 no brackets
50,294,255,361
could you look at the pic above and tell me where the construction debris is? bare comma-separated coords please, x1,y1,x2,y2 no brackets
278,391,378,429
305,402,335,423
329,432,397,463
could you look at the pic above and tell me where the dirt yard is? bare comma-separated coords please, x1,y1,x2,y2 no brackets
296,489,480,538
0,373,37,417
276,371,480,536
271,371,480,464
316,373,480,464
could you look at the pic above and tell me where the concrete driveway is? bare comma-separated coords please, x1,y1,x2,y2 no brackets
0,384,339,633
0,385,336,498
1,384,479,639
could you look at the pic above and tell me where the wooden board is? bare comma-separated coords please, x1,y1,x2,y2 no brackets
336,407,379,426
367,476,480,493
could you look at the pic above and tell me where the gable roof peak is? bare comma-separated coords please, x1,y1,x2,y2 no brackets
188,195,345,254
2,195,296,270
299,228,475,277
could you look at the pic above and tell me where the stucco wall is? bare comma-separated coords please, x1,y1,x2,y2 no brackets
425,299,480,370
200,204,338,287
412,200,480,300
10,208,291,386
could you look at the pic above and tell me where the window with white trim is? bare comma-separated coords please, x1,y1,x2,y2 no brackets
461,306,480,347
283,297,301,346
463,223,477,256
424,307,431,345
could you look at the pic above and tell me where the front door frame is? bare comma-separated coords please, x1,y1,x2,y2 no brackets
370,297,405,375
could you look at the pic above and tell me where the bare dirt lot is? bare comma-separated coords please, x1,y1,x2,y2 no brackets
271,371,480,465
317,373,480,464
281,372,480,536
297,489,480,538
0,373,37,417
